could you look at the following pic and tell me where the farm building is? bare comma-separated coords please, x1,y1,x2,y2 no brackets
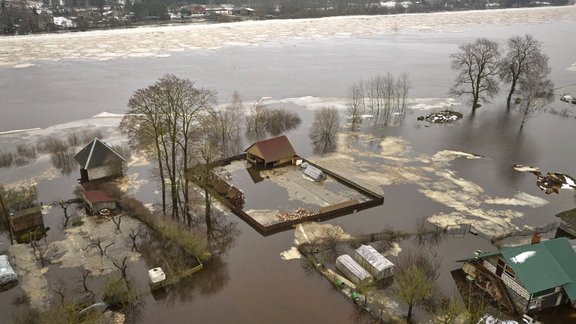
556,208,576,238
458,237,576,314
81,190,116,216
354,245,395,280
245,135,296,169
336,254,373,286
9,205,44,236
74,138,126,183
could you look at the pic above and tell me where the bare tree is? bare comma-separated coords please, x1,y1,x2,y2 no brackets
310,107,340,154
450,38,501,109
517,54,554,129
111,256,129,285
57,199,71,227
121,75,215,220
212,92,243,157
111,214,122,233
499,34,546,109
128,228,142,252
245,100,269,136
87,239,114,256
347,80,366,127
78,268,95,296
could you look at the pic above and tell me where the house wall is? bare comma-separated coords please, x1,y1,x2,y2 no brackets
87,162,123,180
483,258,531,311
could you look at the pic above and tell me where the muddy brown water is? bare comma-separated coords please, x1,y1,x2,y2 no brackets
1,17,576,323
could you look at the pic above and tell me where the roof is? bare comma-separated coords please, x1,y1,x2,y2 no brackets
244,135,296,163
336,254,372,282
303,165,324,181
459,238,576,298
355,245,395,272
74,138,126,170
11,205,42,219
83,190,115,203
557,208,576,224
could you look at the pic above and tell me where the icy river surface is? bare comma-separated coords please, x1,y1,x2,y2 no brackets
1,6,576,323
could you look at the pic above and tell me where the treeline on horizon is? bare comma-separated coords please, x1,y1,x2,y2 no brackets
1,0,574,35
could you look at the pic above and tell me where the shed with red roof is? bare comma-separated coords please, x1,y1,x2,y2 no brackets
244,135,296,168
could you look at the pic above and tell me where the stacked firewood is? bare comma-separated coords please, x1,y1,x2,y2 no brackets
277,208,317,221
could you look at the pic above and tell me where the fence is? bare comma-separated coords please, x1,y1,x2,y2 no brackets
192,156,384,236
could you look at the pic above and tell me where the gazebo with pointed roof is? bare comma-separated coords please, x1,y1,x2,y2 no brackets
74,138,126,183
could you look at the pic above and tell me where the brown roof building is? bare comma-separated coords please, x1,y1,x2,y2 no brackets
244,135,296,168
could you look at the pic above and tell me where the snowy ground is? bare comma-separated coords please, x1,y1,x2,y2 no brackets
1,6,575,68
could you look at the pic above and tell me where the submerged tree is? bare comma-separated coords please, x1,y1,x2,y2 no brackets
393,251,440,322
120,74,215,219
449,38,501,109
309,107,340,154
346,80,366,128
500,34,548,109
517,54,554,129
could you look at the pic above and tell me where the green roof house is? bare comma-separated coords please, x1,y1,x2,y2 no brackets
458,237,576,315
74,139,126,183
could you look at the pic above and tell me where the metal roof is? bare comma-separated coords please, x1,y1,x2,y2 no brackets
355,245,395,271
244,135,296,163
303,165,324,181
458,238,576,298
74,138,126,170
336,254,372,282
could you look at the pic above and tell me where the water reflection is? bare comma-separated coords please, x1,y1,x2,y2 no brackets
309,107,339,155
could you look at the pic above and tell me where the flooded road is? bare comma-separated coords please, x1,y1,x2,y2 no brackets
1,7,576,323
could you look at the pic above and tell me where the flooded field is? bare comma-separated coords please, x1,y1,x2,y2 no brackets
1,6,576,323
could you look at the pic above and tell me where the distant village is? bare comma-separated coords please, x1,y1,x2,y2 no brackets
1,0,574,35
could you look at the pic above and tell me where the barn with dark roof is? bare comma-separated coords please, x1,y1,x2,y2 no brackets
244,135,296,168
74,138,126,183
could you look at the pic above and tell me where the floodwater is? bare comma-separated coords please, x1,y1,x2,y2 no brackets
1,8,576,323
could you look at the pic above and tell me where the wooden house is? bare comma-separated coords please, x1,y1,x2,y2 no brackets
336,254,373,286
354,245,395,281
9,205,44,236
74,139,126,183
244,135,296,169
458,237,576,314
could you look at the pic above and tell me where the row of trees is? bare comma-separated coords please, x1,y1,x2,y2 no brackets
346,72,411,127
450,34,554,127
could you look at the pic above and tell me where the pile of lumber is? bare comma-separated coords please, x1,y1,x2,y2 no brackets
277,208,317,221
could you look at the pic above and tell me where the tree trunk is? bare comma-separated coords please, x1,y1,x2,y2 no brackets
154,137,166,215
506,78,517,110
407,303,414,323
205,188,212,233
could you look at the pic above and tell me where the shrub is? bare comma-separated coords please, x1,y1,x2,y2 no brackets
0,151,14,168
17,145,36,159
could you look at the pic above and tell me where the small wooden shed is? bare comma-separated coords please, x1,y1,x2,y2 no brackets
74,139,126,183
9,205,44,235
82,190,116,216
244,135,296,169
336,254,373,286
354,244,395,280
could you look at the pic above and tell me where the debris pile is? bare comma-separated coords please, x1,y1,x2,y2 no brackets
417,110,463,123
534,172,576,194
277,208,317,221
